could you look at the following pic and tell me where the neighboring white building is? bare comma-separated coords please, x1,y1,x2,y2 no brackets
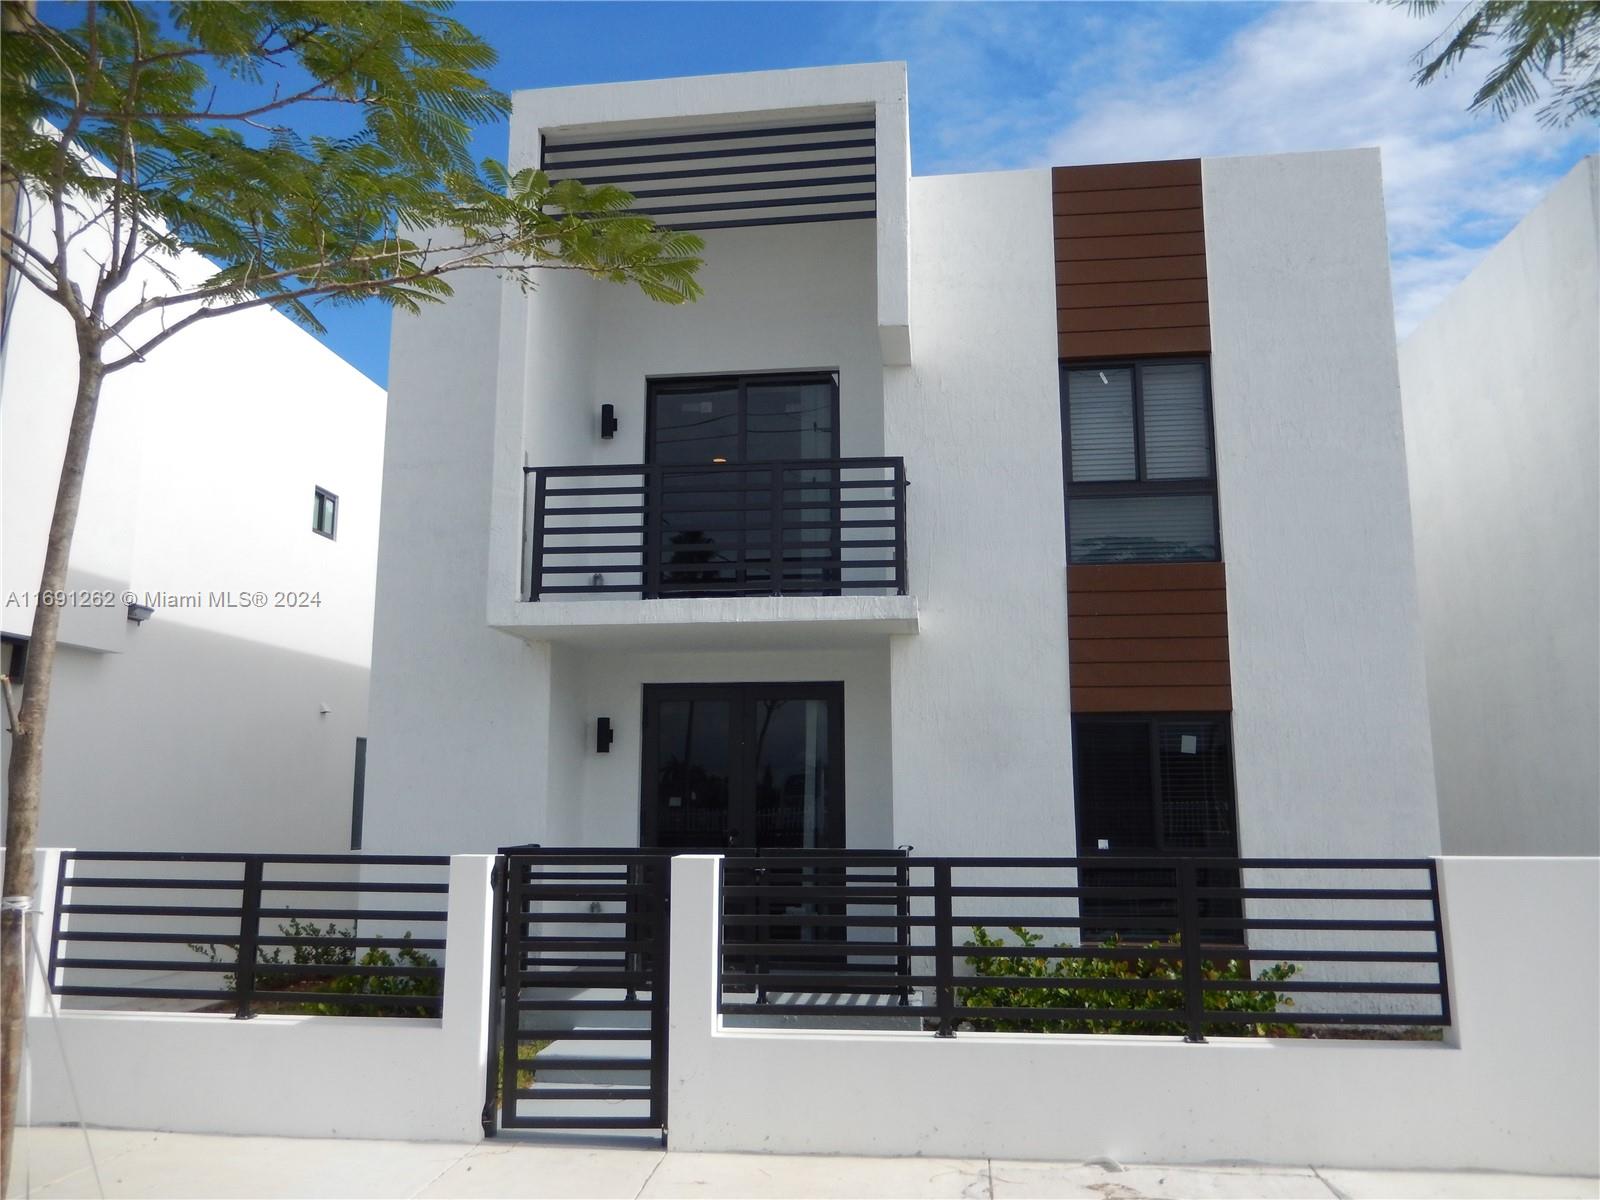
364,62,1440,867
0,194,387,852
1399,156,1600,857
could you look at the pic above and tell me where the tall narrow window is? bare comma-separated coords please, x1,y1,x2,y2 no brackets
312,486,338,540
1062,360,1218,564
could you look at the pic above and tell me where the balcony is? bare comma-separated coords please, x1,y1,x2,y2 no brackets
504,457,918,650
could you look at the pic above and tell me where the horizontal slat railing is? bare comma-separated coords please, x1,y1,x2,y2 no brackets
49,851,450,1018
717,856,1450,1040
524,457,908,600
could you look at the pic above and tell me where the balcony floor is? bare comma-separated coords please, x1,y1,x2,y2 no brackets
493,593,919,650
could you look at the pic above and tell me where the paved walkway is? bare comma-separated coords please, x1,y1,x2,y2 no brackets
8,1127,1597,1199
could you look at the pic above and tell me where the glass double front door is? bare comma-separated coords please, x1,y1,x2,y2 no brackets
647,374,839,596
640,683,844,850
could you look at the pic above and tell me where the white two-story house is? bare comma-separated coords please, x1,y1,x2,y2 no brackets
362,62,1440,871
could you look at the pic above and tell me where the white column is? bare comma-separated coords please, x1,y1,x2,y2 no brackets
25,848,69,1017
667,853,722,1150
438,853,497,1141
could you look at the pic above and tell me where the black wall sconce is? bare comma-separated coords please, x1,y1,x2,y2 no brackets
596,716,614,753
599,403,618,440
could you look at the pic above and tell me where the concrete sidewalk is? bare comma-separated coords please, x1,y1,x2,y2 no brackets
8,1127,1598,1200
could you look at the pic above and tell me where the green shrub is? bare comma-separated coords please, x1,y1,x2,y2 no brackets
189,918,440,1017
959,925,1299,1037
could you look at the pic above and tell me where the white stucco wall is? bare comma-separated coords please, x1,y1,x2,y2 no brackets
0,204,386,852
886,168,1074,858
1398,157,1600,856
507,62,909,363
668,853,1600,1172
373,67,907,854
23,853,495,1143
544,646,893,851
363,265,553,854
1203,149,1440,858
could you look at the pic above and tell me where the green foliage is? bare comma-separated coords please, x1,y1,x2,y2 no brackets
1399,1,1600,127
1,1,702,359
307,938,440,1018
959,926,1300,1037
189,918,441,1017
493,1038,551,1104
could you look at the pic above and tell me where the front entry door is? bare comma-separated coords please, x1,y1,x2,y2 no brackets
640,683,844,849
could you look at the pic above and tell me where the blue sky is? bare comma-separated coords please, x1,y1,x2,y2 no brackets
301,1,1594,385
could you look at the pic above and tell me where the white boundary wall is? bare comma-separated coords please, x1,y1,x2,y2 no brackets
21,853,495,1143
669,854,1600,1174
19,849,1599,1169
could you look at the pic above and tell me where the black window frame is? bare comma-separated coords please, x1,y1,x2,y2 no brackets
1060,357,1221,565
312,486,339,541
644,370,841,466
639,681,846,851
643,371,843,597
1071,711,1243,943
1072,712,1240,856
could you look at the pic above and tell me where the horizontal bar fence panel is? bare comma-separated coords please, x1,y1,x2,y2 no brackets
716,856,1450,1041
523,457,908,601
49,852,451,1018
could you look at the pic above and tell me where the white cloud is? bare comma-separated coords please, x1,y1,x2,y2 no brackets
845,1,1594,337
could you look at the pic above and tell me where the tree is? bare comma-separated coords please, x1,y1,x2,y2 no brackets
0,2,703,1182
1399,0,1600,126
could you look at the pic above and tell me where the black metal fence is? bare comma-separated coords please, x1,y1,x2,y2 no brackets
717,855,1451,1041
524,456,908,600
48,852,451,1017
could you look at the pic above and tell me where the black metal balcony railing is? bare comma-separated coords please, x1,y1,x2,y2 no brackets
524,457,908,601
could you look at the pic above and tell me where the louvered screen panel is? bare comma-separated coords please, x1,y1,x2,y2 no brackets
542,114,876,232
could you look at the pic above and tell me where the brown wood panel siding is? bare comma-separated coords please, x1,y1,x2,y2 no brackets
1053,159,1209,359
1058,328,1211,358
1067,563,1232,713
1058,278,1209,308
1054,184,1201,216
1056,161,1228,714
1058,302,1211,333
1058,256,1209,286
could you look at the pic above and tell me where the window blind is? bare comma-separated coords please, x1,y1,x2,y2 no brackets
1067,368,1135,481
1141,363,1211,480
1069,494,1218,563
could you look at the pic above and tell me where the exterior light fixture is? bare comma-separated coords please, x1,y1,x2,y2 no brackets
711,457,727,464
596,716,614,754
126,602,154,623
600,403,618,439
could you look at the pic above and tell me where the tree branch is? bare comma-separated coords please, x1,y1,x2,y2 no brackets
102,254,608,372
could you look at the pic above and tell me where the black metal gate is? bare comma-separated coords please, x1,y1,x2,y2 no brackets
486,849,671,1134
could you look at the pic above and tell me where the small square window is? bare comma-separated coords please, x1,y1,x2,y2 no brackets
312,487,338,540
